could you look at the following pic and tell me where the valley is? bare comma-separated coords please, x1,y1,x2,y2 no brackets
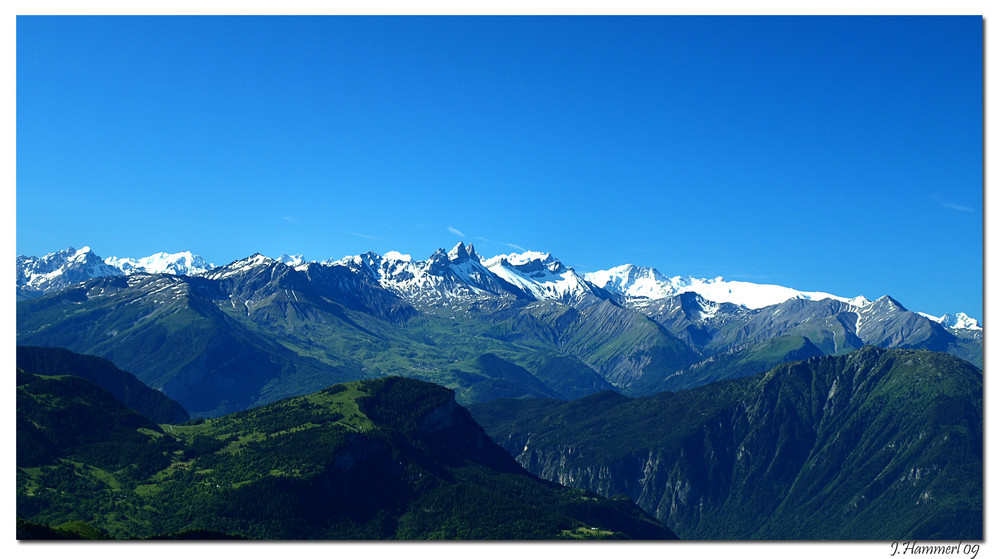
15,244,984,540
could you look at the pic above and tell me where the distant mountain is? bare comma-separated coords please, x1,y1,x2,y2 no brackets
18,244,981,330
469,347,983,540
16,243,982,416
482,297,701,390
16,261,374,417
482,250,608,306
104,251,214,276
919,311,982,331
277,254,308,267
16,346,189,424
17,247,120,299
634,292,982,372
17,375,675,540
587,263,980,333
326,242,533,310
586,263,872,309
16,247,214,301
649,335,827,393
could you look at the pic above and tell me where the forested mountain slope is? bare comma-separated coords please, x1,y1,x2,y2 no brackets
470,347,982,540
17,369,675,540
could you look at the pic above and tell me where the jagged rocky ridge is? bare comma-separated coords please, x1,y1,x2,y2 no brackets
17,247,120,298
15,244,983,416
17,243,982,331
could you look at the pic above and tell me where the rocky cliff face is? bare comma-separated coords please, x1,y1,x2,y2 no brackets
471,347,983,540
502,408,747,537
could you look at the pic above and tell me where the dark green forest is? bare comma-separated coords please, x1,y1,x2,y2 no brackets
470,347,983,540
16,359,674,540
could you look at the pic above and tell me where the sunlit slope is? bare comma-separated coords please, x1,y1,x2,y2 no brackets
17,371,676,540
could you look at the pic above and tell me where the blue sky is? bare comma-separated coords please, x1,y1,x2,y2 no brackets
16,16,983,319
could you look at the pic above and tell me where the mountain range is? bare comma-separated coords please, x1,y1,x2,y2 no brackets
16,244,982,417
14,244,983,541
17,244,984,330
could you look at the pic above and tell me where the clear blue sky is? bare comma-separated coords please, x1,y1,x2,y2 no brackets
16,16,983,319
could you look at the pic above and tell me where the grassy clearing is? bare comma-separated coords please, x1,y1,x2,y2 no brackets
301,381,376,432
132,484,162,497
561,526,616,539
87,465,121,491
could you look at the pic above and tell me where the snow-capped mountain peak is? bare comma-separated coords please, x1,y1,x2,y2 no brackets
484,250,564,272
323,244,525,309
585,264,673,299
278,254,307,266
918,311,982,331
16,244,982,331
71,246,95,259
53,246,98,265
447,242,480,263
383,251,412,262
105,251,214,277
847,295,872,307
18,247,219,298
482,250,598,304
585,265,869,311
205,253,279,280
17,246,121,295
